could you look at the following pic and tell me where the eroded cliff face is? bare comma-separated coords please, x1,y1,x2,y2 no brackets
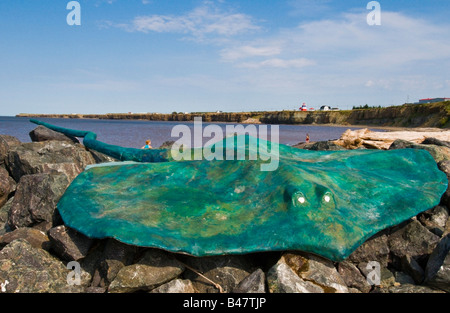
17,102,450,128
260,102,449,128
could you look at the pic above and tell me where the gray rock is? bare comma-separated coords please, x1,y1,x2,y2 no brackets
373,284,444,293
389,139,450,163
0,135,21,167
439,160,450,176
85,286,107,293
0,227,51,250
0,167,15,208
29,126,79,144
151,279,197,293
159,141,175,149
48,225,94,261
388,219,440,264
7,173,70,229
0,239,82,293
91,239,137,287
437,161,450,208
305,141,346,151
358,262,395,288
337,261,372,293
5,140,95,182
0,198,13,235
418,206,449,237
88,149,118,164
400,255,424,284
424,235,450,292
422,137,450,148
282,252,348,293
267,262,323,293
347,232,390,267
393,271,416,285
182,255,254,293
108,249,185,293
232,269,266,293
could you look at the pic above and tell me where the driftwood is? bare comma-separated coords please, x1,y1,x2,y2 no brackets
334,128,450,150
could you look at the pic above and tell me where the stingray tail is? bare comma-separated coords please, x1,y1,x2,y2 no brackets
30,119,170,163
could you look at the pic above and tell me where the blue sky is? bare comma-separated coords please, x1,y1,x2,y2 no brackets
1,0,449,115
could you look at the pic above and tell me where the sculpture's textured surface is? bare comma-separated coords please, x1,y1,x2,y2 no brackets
31,120,448,261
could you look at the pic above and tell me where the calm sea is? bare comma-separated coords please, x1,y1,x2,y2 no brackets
0,116,383,149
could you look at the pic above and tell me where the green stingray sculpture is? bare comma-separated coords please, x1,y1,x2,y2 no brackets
30,120,447,261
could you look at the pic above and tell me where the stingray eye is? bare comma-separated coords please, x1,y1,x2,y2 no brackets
322,192,333,204
292,191,307,207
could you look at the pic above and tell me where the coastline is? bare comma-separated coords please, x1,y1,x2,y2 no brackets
16,101,450,130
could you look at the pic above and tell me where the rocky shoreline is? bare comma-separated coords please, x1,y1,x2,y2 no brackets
0,125,449,293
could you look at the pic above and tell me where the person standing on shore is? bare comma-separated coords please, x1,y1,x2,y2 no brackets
142,139,153,149
306,134,310,143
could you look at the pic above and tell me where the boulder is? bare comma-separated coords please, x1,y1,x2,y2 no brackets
424,235,450,292
91,239,137,287
267,261,323,293
337,261,372,293
0,198,13,236
7,173,70,230
389,139,450,163
0,228,51,250
151,279,197,293
422,137,450,148
357,262,395,289
88,149,118,164
0,167,15,208
29,125,79,144
305,141,346,151
347,232,390,267
0,135,21,167
388,219,440,265
232,269,266,293
5,141,95,182
417,206,449,237
181,255,254,293
400,255,424,284
159,141,175,149
48,225,94,261
393,271,416,285
282,253,348,293
0,239,82,293
373,284,444,293
108,249,185,293
437,161,450,208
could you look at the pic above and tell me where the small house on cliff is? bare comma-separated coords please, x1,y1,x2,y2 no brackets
418,98,450,104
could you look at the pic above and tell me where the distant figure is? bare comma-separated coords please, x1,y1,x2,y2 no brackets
306,134,310,143
142,140,153,149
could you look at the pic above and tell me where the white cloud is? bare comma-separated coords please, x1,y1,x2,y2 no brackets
220,45,282,61
238,58,316,69
121,4,260,40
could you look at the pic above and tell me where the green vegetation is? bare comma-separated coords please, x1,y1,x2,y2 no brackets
352,104,382,110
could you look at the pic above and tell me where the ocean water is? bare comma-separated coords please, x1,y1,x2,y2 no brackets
0,116,384,149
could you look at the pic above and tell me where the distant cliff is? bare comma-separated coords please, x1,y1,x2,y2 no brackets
17,101,450,128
